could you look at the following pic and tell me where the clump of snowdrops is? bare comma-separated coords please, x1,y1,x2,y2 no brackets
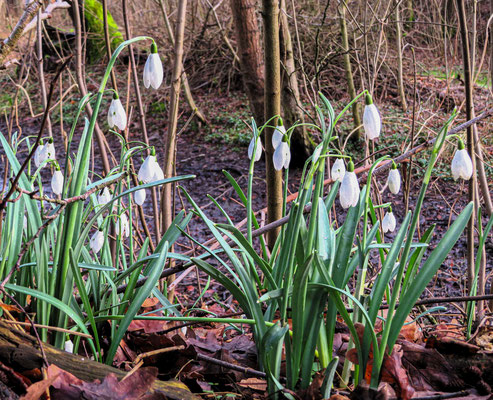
187,92,473,398
0,37,195,363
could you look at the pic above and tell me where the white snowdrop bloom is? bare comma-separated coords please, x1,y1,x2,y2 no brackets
363,94,381,140
248,136,262,162
143,43,164,89
41,139,56,161
312,144,323,164
115,213,130,238
382,210,397,233
64,340,74,353
387,163,401,194
272,123,286,149
134,188,146,206
451,140,473,181
34,143,45,168
339,161,360,209
23,215,27,231
107,95,127,131
51,168,64,196
273,139,290,171
90,229,105,253
138,153,164,183
331,158,346,183
97,187,112,206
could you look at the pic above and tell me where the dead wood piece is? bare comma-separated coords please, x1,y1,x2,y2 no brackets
0,319,198,400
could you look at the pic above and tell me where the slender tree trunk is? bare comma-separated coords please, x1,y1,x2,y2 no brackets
230,0,265,125
338,2,362,140
456,0,484,315
395,0,407,112
279,0,313,162
157,0,207,125
263,0,283,248
162,0,187,297
36,8,53,137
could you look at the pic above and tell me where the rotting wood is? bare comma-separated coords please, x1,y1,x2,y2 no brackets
0,319,198,400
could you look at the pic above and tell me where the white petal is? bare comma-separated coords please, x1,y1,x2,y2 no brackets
138,155,158,183
331,158,346,183
134,188,146,205
51,170,64,195
143,55,152,89
90,230,105,253
273,143,285,171
340,171,360,209
248,137,262,161
382,211,397,233
34,145,45,168
97,187,111,205
451,149,473,180
363,104,381,140
149,53,164,89
387,169,401,194
116,213,129,238
107,100,116,128
113,99,127,131
272,125,286,149
42,142,56,161
152,165,164,182
64,340,74,353
282,142,291,169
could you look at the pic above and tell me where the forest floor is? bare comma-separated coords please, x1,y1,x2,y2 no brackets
0,61,493,399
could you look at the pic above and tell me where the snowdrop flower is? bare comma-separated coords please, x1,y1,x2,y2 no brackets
387,162,401,194
451,139,473,181
90,229,105,253
115,213,130,238
23,215,27,231
134,187,146,206
41,138,56,161
107,93,127,131
97,187,112,205
273,136,290,171
143,42,164,90
138,149,164,183
34,141,45,168
51,166,64,196
339,160,360,209
331,158,346,183
272,120,286,149
248,135,262,162
363,94,381,140
382,208,397,233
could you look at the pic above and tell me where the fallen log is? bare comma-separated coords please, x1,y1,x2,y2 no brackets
0,319,197,399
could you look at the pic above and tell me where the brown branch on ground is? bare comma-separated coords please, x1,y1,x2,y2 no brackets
0,1,42,67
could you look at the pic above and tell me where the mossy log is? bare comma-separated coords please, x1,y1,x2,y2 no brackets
83,0,123,62
0,319,197,400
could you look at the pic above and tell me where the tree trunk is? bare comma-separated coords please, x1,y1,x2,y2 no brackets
162,0,187,298
395,0,407,112
229,0,265,125
263,0,283,249
279,0,313,163
338,2,362,140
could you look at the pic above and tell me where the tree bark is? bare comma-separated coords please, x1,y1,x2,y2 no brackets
395,0,407,112
263,0,283,249
162,0,187,297
338,2,362,140
230,0,265,125
279,0,313,162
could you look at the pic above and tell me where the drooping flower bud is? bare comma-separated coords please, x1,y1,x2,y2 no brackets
387,161,401,194
339,160,360,209
451,139,473,180
143,42,164,89
363,94,381,140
